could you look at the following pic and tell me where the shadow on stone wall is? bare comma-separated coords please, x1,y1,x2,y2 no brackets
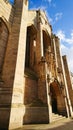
0,2,15,129
23,99,49,124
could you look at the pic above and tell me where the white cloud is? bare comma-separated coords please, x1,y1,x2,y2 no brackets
55,13,63,21
71,30,73,38
39,5,47,10
48,15,53,23
56,30,73,72
42,0,52,3
29,5,47,11
61,46,73,72
56,30,73,44
60,44,67,50
47,0,52,3
42,0,56,7
47,12,63,25
56,30,65,41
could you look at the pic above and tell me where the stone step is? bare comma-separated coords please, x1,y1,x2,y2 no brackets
52,113,66,122
59,110,67,116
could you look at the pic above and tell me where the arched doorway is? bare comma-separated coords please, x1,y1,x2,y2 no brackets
50,86,58,113
50,80,66,115
0,18,9,75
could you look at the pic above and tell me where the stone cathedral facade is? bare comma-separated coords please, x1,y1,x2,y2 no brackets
0,0,73,129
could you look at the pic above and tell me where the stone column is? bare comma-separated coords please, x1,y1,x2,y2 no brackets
40,27,44,57
53,35,70,117
62,55,73,117
38,10,44,57
45,44,53,122
2,0,28,129
38,57,47,103
37,57,49,123
54,36,63,82
56,40,72,117
46,70,52,123
52,37,58,76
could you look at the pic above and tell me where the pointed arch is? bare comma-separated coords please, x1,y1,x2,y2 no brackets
0,17,10,33
50,79,66,115
25,24,37,69
0,17,9,74
42,28,51,56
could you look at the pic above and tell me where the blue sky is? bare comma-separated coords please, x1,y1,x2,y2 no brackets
9,0,73,72
9,0,14,4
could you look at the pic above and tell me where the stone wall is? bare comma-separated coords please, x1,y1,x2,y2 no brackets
0,0,28,129
70,72,73,89
63,56,73,107
8,0,28,129
0,0,14,26
24,107,49,124
24,76,38,105
0,19,9,74
0,0,73,129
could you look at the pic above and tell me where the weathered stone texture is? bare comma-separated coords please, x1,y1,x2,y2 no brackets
0,0,14,26
63,56,73,107
0,19,9,73
0,0,73,129
23,107,49,124
70,72,73,89
24,76,38,105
